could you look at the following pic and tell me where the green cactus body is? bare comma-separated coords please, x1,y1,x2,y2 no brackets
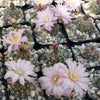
47,48,67,65
48,23,59,36
89,1,100,15
75,16,94,32
4,6,23,23
10,81,31,99
81,46,99,62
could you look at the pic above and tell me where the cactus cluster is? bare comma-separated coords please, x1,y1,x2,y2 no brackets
3,3,23,24
10,81,32,99
75,16,94,32
89,1,100,15
46,43,67,65
81,46,99,62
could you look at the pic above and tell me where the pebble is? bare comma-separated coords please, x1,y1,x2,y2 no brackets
10,95,15,100
38,96,42,100
2,97,6,100
28,97,32,100
90,89,95,94
97,91,100,96
30,91,35,97
34,54,38,60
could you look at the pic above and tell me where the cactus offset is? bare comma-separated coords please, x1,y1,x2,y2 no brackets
10,81,32,99
89,1,100,15
4,3,23,24
75,16,94,32
81,46,99,62
46,44,67,65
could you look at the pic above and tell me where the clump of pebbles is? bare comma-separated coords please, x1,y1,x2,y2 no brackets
88,68,100,100
34,27,66,44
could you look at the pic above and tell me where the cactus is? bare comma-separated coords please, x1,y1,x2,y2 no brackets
4,3,23,24
81,46,99,62
89,1,100,15
75,16,94,32
10,81,32,99
46,44,67,65
48,23,59,36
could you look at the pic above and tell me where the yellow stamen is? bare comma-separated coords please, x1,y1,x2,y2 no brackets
70,0,75,5
69,71,78,81
16,70,24,76
52,76,59,84
37,0,45,4
11,34,19,43
44,16,49,22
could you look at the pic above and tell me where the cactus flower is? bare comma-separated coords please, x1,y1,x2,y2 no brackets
64,0,83,12
4,59,37,86
39,63,71,98
62,59,89,97
3,29,28,53
53,4,72,24
36,7,57,31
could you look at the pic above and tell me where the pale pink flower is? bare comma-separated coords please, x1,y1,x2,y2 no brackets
64,0,83,12
33,0,53,9
36,7,57,31
4,59,37,86
62,59,89,97
53,4,72,24
54,0,65,4
39,63,71,98
3,29,28,53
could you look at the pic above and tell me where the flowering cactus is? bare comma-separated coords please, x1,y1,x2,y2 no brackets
39,59,89,98
4,3,23,24
46,43,67,65
4,59,37,85
2,29,28,53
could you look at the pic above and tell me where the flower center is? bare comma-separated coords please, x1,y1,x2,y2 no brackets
11,34,19,43
61,10,65,15
37,0,45,4
69,71,78,81
44,16,49,22
70,0,75,5
16,70,24,76
52,76,59,84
